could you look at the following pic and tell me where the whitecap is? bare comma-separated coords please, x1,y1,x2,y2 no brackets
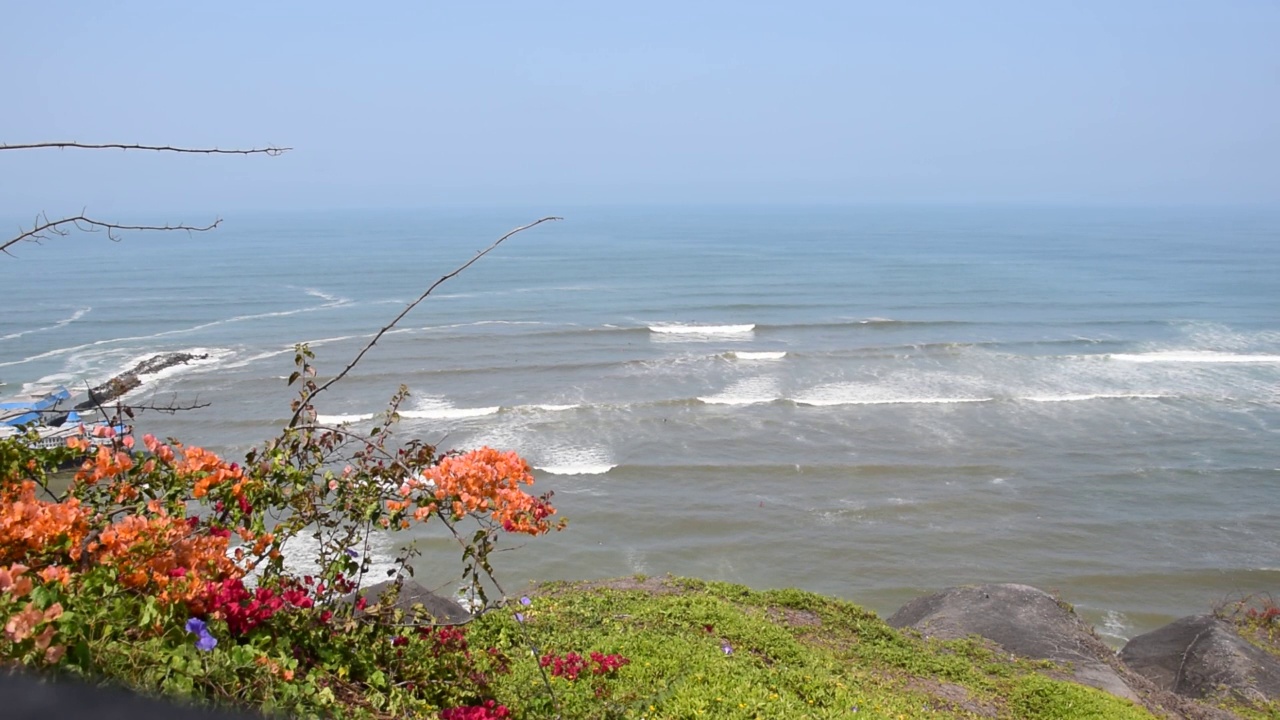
536,463,616,476
728,351,787,360
649,323,755,335
400,406,500,420
1109,351,1280,364
533,446,616,475
794,395,991,406
317,413,376,424
518,404,580,412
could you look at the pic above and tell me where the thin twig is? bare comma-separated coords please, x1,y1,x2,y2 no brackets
4,214,220,255
287,216,562,427
0,142,289,155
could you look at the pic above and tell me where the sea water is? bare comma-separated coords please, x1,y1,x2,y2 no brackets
2,205,1278,641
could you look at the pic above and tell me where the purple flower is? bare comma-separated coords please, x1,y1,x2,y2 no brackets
344,548,359,559
721,640,733,655
514,612,525,623
195,632,218,652
185,617,217,652
520,596,531,606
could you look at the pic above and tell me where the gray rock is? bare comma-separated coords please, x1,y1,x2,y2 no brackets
1121,614,1280,705
75,352,209,409
887,583,1140,702
345,579,472,624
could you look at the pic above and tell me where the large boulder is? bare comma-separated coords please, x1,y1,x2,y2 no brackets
887,583,1140,702
1121,614,1280,706
75,352,209,410
345,579,472,624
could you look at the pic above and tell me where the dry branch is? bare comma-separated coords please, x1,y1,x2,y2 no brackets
3,213,220,256
0,142,289,155
2,140,287,254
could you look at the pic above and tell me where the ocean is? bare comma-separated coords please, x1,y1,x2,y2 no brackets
3,205,1278,643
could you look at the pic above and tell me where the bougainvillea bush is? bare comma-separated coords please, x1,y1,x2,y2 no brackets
0,347,579,718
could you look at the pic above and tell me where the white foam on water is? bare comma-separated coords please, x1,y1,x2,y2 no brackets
728,351,787,360
422,320,549,332
1097,610,1131,642
0,306,91,341
1022,393,1170,403
698,376,781,405
518,403,580,412
649,323,755,336
391,395,500,421
317,413,376,424
400,406,500,420
536,462,617,476
223,347,295,369
625,547,650,575
792,369,997,407
239,531,403,586
793,384,993,407
533,445,616,475
130,347,236,382
19,375,78,397
1109,351,1280,364
0,291,352,369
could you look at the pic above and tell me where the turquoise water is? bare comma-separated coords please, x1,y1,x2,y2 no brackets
3,205,1278,640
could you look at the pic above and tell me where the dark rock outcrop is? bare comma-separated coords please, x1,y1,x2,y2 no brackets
1121,614,1280,706
343,579,472,624
888,583,1140,702
75,352,208,410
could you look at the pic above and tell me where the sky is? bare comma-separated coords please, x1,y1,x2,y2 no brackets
1,1,1278,214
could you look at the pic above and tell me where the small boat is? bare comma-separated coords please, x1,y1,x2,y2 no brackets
0,386,130,449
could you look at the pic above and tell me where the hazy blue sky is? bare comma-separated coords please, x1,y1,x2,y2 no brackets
2,1,1277,214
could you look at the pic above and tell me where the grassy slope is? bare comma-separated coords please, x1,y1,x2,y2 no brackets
468,576,1156,720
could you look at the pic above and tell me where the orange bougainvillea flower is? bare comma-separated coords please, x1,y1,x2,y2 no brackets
74,445,135,485
90,511,242,611
417,447,559,535
0,482,90,565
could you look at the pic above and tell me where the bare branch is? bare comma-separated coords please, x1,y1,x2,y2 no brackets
4,213,220,255
0,141,289,156
287,216,562,427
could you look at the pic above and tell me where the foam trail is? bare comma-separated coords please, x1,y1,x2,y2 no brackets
729,351,787,360
0,307,90,341
0,293,350,368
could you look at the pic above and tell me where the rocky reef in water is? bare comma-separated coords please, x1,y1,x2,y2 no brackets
74,352,209,410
